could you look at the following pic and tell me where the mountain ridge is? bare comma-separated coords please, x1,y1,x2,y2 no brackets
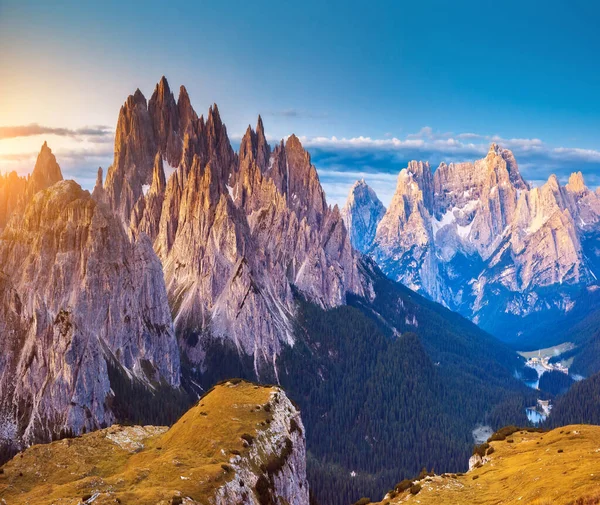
343,144,600,343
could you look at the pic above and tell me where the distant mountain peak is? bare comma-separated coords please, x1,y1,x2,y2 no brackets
344,145,600,340
342,178,386,254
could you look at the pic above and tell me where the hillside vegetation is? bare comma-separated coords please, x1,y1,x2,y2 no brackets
0,381,304,505
195,263,537,504
370,425,600,505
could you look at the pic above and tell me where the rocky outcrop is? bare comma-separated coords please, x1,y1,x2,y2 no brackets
101,77,368,373
341,179,386,253
215,384,309,505
0,178,180,449
0,381,309,505
346,144,600,339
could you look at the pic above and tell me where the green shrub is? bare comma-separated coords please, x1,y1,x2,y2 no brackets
418,466,434,479
486,446,495,455
263,438,293,475
255,475,273,505
472,443,489,458
488,425,520,442
241,433,255,446
395,479,412,492
353,498,371,505
410,484,422,495
171,497,183,505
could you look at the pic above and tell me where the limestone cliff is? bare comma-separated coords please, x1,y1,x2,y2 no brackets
0,178,180,450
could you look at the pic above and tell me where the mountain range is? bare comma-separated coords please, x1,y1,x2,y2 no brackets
342,144,600,345
0,77,595,504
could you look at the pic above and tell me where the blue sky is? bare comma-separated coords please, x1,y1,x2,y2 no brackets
1,0,599,206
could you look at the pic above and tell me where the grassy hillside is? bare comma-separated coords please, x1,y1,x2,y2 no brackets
370,425,600,505
0,381,288,505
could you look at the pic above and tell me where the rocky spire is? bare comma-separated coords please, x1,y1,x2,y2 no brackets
29,141,63,193
105,87,156,222
150,152,166,194
149,76,181,166
284,134,327,226
255,115,270,170
341,179,386,253
177,85,198,135
489,143,529,190
566,171,586,195
91,167,105,202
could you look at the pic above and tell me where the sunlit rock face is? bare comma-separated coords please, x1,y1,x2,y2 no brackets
0,142,63,230
344,144,600,339
0,177,180,448
102,77,369,373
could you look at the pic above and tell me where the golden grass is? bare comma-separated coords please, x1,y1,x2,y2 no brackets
376,425,600,505
0,381,277,505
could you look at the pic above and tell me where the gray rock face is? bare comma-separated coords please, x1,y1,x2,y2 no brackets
341,179,386,253
372,161,440,297
216,388,309,505
102,78,368,373
0,177,180,449
345,144,600,338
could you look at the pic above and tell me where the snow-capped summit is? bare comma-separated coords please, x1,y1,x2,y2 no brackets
343,144,600,341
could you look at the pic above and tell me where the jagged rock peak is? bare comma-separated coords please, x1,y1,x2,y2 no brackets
95,166,103,186
177,84,198,133
130,88,147,107
546,173,561,189
207,103,223,129
488,143,529,190
239,115,270,169
151,152,166,193
156,75,170,94
256,113,265,136
30,141,63,191
341,179,386,253
91,167,105,202
567,171,586,194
